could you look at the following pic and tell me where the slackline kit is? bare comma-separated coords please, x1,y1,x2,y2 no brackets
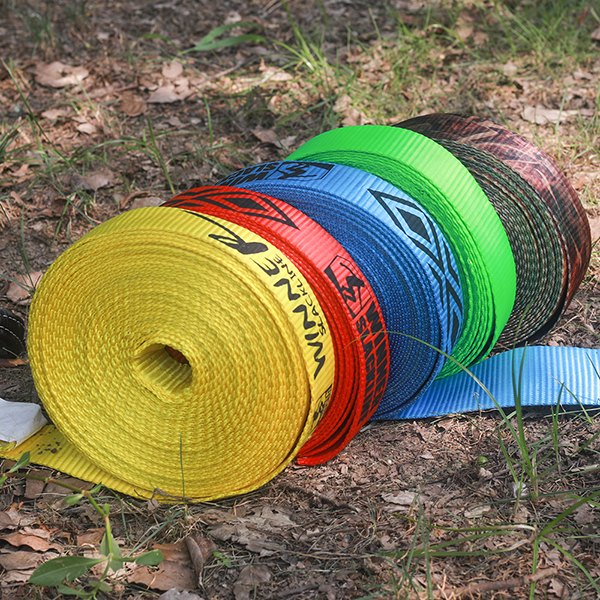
0,116,597,502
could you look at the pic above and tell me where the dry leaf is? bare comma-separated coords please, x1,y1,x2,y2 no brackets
252,128,279,145
0,510,36,530
0,530,56,552
464,504,491,518
7,271,44,305
549,578,564,597
152,541,191,563
233,565,272,600
12,164,29,178
0,550,57,570
158,589,204,600
41,108,69,120
588,214,600,243
251,129,295,150
503,62,518,76
77,528,105,546
72,169,115,191
574,504,595,524
521,104,579,125
185,533,216,587
120,98,147,117
131,195,165,209
163,61,184,79
381,491,417,505
25,470,49,499
0,511,21,530
148,85,192,103
35,62,89,88
0,357,28,367
592,26,600,41
76,122,97,135
127,561,196,591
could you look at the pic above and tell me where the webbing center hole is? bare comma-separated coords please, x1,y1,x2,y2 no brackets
133,343,192,394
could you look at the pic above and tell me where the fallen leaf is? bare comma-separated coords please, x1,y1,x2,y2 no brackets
0,357,28,367
77,528,105,546
120,97,147,117
588,214,600,243
464,504,491,518
0,550,58,570
72,169,115,191
0,510,37,530
521,104,579,125
76,122,97,135
0,568,36,583
233,565,272,600
0,530,56,552
12,164,30,178
185,533,216,587
381,491,417,505
151,541,191,563
158,589,204,600
34,62,89,88
167,115,184,128
25,470,49,499
127,561,196,591
6,271,44,305
251,129,295,150
131,195,165,209
574,504,595,524
503,62,518,76
0,511,21,530
163,61,184,79
549,578,564,597
41,108,70,120
252,128,279,145
592,26,600,41
148,85,192,103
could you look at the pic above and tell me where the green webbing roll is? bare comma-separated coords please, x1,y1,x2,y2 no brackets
287,125,516,376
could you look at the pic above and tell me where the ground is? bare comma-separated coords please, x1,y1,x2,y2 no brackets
1,1,600,598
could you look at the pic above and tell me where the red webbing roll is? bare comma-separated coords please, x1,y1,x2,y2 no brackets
162,186,389,465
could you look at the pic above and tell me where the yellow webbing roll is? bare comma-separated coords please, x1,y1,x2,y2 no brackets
2,207,335,501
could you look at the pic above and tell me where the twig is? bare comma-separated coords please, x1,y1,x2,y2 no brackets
276,582,320,598
274,482,359,512
429,567,559,599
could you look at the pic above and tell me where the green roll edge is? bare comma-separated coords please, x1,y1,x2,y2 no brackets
287,125,516,376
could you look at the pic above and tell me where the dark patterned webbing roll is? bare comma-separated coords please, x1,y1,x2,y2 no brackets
397,113,591,343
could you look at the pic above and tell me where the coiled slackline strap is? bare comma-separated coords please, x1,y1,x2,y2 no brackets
397,113,591,344
401,346,600,419
287,125,516,378
162,185,390,465
218,161,463,419
7,207,336,501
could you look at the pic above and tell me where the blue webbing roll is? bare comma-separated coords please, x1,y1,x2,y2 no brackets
402,346,600,419
218,161,463,418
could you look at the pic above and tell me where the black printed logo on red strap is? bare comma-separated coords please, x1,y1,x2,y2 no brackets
163,187,298,229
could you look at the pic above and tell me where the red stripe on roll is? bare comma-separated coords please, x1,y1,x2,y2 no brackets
162,186,389,465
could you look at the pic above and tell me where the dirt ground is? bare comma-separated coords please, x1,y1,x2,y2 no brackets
1,1,600,599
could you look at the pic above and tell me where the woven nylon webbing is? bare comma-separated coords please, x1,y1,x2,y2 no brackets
287,125,516,376
217,161,463,418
